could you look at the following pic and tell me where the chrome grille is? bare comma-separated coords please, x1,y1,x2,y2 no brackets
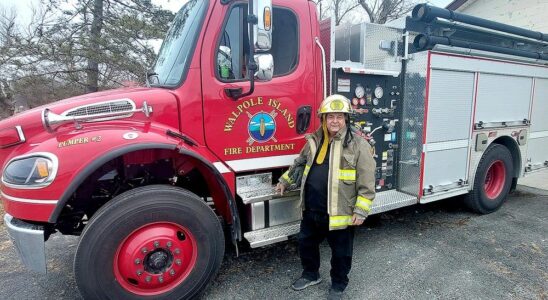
63,99,135,121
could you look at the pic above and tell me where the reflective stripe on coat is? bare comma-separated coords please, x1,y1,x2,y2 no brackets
280,126,376,230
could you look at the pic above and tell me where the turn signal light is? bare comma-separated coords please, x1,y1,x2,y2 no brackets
0,126,25,148
36,160,50,178
263,7,271,31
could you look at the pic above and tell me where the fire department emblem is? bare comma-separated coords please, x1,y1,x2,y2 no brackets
247,111,277,145
330,100,344,110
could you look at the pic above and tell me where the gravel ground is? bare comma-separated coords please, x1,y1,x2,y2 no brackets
1,188,546,299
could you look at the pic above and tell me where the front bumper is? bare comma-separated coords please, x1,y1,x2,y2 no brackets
3,214,47,273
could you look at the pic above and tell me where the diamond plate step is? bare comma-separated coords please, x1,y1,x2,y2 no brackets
370,190,417,214
243,190,417,248
244,221,300,248
236,173,301,204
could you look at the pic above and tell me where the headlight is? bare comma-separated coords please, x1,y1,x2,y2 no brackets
2,153,58,188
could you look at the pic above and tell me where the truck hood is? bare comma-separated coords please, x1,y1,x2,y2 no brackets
0,86,180,154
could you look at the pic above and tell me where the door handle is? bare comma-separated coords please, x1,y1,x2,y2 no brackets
224,88,243,99
296,106,312,134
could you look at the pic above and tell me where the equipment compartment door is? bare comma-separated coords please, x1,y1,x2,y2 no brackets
422,69,475,196
527,78,548,171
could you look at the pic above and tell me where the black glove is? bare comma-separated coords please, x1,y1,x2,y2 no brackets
287,157,306,190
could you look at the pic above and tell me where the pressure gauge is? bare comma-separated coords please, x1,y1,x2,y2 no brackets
374,86,384,99
372,98,379,106
355,85,365,99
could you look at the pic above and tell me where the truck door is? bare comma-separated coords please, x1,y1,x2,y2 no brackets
201,1,318,172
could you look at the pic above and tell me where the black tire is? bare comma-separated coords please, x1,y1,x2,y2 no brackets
74,185,224,300
465,144,513,214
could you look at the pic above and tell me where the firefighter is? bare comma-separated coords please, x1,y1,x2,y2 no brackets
276,94,376,299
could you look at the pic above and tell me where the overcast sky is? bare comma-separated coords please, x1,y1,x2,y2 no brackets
2,0,453,53
4,0,454,26
2,0,185,25
429,0,454,8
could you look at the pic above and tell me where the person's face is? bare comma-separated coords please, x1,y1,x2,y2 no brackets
326,113,346,136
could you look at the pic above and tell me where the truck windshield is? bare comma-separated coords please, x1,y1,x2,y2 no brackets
151,0,208,87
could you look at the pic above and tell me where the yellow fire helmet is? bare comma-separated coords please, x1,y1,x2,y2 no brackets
315,94,352,164
318,94,352,115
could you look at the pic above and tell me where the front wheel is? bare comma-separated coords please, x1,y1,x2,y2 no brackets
74,185,225,299
465,144,513,214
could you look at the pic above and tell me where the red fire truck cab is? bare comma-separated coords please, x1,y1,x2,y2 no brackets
2,0,547,298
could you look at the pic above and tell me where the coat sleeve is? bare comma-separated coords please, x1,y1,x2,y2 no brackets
353,141,376,218
278,141,310,188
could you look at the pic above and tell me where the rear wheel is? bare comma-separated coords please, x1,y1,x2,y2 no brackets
465,144,513,214
74,185,224,299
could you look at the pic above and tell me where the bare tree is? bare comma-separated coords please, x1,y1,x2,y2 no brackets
44,0,174,93
312,0,361,25
311,0,331,20
0,79,14,118
333,0,361,25
0,0,175,105
358,0,418,24
87,0,104,93
312,0,328,20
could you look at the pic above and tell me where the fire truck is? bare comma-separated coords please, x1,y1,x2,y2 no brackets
1,0,547,298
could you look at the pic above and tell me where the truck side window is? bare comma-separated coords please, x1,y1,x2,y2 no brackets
271,8,299,76
217,5,299,81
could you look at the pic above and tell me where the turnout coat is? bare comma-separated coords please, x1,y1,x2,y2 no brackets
279,126,376,230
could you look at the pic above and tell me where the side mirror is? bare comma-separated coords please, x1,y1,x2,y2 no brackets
254,54,274,81
252,0,272,52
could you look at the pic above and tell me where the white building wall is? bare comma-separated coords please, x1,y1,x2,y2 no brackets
456,0,548,33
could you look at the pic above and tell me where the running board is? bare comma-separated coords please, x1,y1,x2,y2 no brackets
244,221,300,248
370,190,418,214
243,190,417,248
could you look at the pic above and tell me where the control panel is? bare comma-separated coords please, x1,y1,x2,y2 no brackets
331,69,403,192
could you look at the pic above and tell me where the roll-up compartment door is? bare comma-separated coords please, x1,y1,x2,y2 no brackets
475,74,532,125
422,70,474,193
526,78,548,170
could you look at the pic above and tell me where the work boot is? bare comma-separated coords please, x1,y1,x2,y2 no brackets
291,276,322,291
327,288,344,300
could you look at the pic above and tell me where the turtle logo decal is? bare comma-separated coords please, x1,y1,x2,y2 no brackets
247,111,277,145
